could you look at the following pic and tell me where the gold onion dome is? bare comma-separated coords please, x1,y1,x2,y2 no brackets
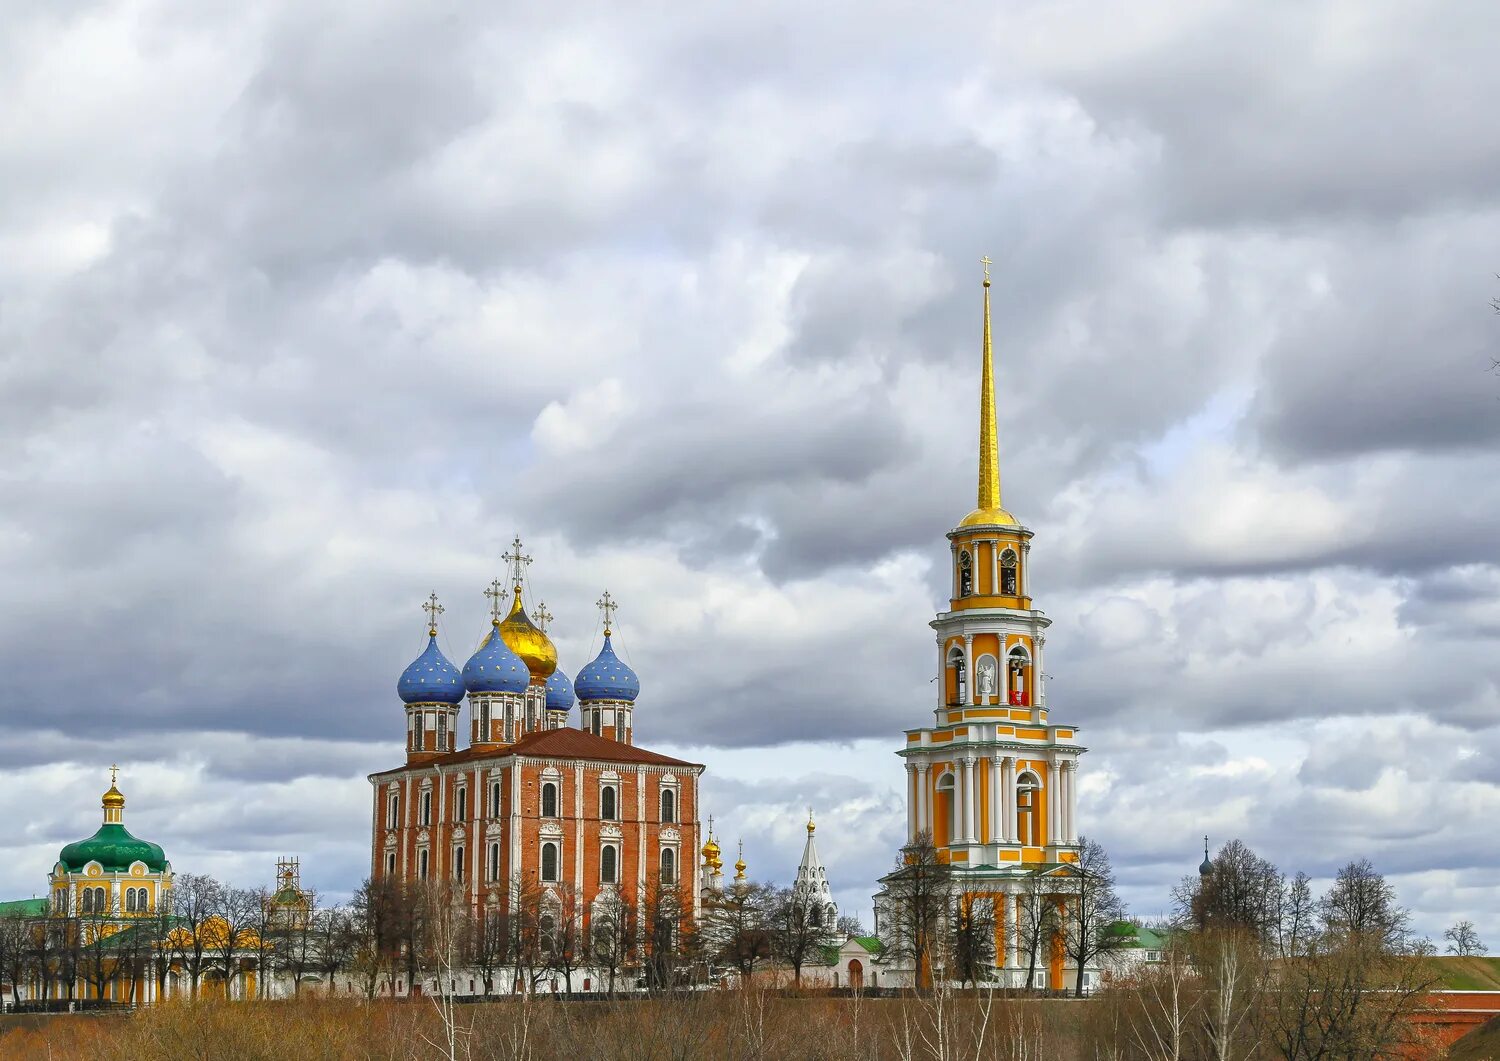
101,784,125,810
498,587,557,683
701,836,720,862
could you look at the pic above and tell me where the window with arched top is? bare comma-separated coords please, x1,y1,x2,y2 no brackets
126,888,137,913
541,842,559,882
601,785,618,821
934,772,957,847
488,843,500,881
1008,646,1030,706
959,550,973,597
1000,549,1019,595
601,844,618,884
541,782,558,818
456,786,468,822
660,788,676,823
947,647,967,705
1016,771,1041,847
660,847,676,885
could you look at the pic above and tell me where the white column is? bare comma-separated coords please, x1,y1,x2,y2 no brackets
986,757,1000,843
1000,637,1011,703
963,635,975,705
916,763,929,838
937,641,948,707
962,758,976,843
1003,757,1015,843
950,542,959,599
907,763,918,842
1048,763,1059,845
1022,543,1031,597
1067,761,1078,843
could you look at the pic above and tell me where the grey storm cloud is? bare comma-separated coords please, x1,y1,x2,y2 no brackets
2,0,1499,934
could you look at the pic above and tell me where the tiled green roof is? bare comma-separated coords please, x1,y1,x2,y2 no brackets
1106,920,1173,950
0,898,47,918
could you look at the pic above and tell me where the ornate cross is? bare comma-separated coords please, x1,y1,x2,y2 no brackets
109,764,119,785
980,255,992,284
501,534,533,590
483,579,507,623
535,601,554,633
596,590,618,636
422,592,444,635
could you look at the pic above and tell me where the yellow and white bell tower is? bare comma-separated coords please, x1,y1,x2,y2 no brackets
895,260,1086,988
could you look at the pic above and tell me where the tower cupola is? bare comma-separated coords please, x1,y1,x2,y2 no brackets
575,591,640,744
405,595,465,760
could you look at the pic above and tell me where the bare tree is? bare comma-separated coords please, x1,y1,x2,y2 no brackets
245,886,277,998
207,885,259,997
949,893,996,988
1445,918,1486,956
314,904,358,996
1272,871,1316,959
588,888,634,996
642,879,691,992
0,913,30,1010
1320,857,1409,949
276,890,320,995
78,890,123,1003
166,872,220,997
1014,868,1059,991
1195,926,1267,1061
543,883,584,993
1174,839,1282,942
702,879,774,985
879,831,953,993
1063,836,1126,997
471,902,508,997
1125,934,1198,1061
767,885,836,987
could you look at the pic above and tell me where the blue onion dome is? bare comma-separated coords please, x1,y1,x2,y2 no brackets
545,667,575,711
463,622,531,695
398,635,465,705
574,634,640,703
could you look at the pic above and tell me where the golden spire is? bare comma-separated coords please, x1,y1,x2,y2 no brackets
960,256,1018,528
734,839,746,882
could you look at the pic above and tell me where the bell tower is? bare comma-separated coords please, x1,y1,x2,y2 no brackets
886,258,1087,990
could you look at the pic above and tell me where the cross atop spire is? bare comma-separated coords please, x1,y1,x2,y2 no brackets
502,534,533,591
596,590,618,637
109,763,119,785
535,601,554,633
423,592,445,636
484,579,507,623
980,254,992,287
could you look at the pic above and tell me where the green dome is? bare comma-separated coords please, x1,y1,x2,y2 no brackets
59,824,168,873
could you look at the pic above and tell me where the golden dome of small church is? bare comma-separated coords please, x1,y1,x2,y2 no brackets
50,767,172,918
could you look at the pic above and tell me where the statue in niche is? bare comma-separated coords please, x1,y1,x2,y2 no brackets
976,659,996,697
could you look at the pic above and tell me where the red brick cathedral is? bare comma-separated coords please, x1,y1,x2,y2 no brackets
370,539,703,923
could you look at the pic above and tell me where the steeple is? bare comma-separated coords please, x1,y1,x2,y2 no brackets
102,764,125,824
959,257,1019,528
795,807,837,926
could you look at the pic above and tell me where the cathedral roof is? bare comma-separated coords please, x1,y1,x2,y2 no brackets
398,635,465,705
574,634,640,703
59,824,168,874
370,726,700,777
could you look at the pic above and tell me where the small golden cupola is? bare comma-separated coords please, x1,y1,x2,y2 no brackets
495,535,558,684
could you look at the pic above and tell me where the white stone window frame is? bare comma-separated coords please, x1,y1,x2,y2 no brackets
659,774,680,824
539,839,561,883
599,839,621,885
659,842,680,886
540,766,563,819
599,771,621,822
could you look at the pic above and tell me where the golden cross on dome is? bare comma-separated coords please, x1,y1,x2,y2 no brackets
422,592,445,636
109,764,119,785
980,255,992,286
535,601,554,633
483,579,507,623
596,590,618,636
501,535,533,591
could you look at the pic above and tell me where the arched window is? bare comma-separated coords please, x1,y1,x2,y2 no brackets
82,888,93,915
1000,549,1019,595
591,711,602,736
491,782,502,817
1016,771,1041,847
437,712,448,751
660,788,676,823
1008,646,1030,706
386,852,397,875
488,843,500,881
454,846,465,884
125,888,136,913
418,849,430,880
934,773,958,846
456,787,468,822
542,782,558,818
601,786,617,821
959,550,973,597
388,792,400,829
947,647,967,705
541,842,559,882
601,845,618,884
660,847,676,885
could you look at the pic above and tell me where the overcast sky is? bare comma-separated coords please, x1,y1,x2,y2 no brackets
3,0,1499,940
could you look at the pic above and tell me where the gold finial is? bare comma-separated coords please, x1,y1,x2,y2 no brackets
484,579,507,624
502,534,533,593
807,807,816,834
978,257,1000,513
535,601,553,633
734,839,746,881
102,766,125,820
596,590,618,637
422,593,444,637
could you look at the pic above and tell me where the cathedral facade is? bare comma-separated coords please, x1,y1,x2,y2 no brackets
883,264,1087,990
370,552,704,928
